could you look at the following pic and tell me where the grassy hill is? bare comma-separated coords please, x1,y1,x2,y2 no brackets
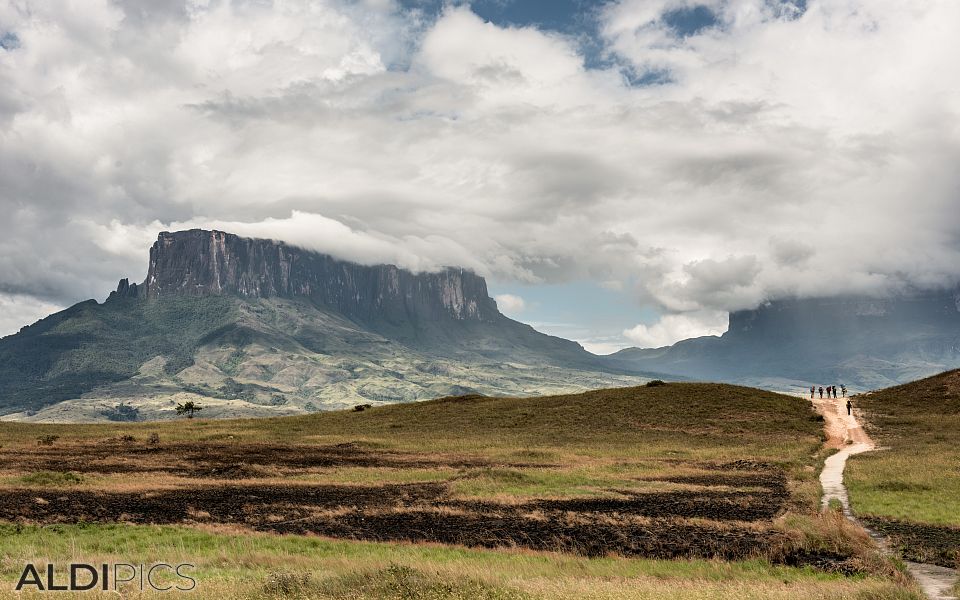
0,383,920,599
0,296,238,414
845,369,960,568
0,296,644,420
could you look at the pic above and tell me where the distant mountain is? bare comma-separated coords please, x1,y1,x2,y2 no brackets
606,292,960,391
0,230,645,421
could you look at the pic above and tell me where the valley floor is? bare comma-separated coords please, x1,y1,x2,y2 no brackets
0,383,923,598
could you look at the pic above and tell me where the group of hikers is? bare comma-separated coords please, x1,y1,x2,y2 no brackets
810,384,853,414
811,384,846,399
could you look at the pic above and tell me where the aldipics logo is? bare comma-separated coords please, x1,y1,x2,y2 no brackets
15,563,196,592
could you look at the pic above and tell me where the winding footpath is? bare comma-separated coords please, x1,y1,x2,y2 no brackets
813,395,959,600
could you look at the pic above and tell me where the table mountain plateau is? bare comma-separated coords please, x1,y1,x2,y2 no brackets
0,230,646,421
607,292,960,391
5,229,959,421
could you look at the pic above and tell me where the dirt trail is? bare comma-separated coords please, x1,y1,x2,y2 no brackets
814,395,958,600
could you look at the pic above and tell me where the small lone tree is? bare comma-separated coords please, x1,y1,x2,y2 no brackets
175,401,203,419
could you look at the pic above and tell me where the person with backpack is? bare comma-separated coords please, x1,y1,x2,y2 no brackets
841,385,847,397
846,399,852,415
819,386,824,399
810,385,815,399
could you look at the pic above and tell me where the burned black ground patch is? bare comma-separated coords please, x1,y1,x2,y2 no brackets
0,480,787,525
271,510,785,562
0,441,540,478
644,472,786,490
0,437,845,571
863,517,960,568
0,481,840,569
446,487,788,522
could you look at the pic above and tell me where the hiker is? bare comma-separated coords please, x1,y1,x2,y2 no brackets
833,386,838,399
841,385,847,397
810,385,815,399
819,386,824,399
846,399,852,415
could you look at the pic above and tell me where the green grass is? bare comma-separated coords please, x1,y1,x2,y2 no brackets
0,524,920,600
450,467,620,499
0,383,823,455
15,471,84,486
0,383,922,598
847,451,960,526
846,370,960,526
0,383,826,506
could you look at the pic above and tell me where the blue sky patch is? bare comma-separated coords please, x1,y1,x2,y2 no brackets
623,67,673,87
397,0,609,34
0,32,20,51
662,5,718,37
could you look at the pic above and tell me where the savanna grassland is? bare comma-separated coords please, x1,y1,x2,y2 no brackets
0,383,920,599
845,369,960,570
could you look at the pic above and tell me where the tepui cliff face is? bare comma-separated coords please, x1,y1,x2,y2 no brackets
113,229,501,325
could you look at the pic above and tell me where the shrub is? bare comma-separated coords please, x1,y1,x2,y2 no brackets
175,401,203,418
100,402,141,422
36,435,59,446
646,379,667,387
353,404,373,412
147,432,160,445
20,471,83,486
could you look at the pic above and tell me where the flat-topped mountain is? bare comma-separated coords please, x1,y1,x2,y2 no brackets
0,230,644,421
608,291,960,390
128,230,499,323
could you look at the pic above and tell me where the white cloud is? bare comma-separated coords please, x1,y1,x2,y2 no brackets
494,293,525,315
0,0,959,342
0,293,64,338
623,311,729,348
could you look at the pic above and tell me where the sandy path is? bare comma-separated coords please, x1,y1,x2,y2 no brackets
813,395,958,600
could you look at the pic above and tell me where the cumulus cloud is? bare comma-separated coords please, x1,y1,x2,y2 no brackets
1,0,959,343
0,293,64,339
623,310,729,348
494,293,525,315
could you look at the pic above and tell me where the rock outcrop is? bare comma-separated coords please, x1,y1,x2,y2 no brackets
126,229,500,325
107,278,139,300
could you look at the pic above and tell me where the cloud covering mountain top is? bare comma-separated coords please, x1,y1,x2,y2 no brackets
1,0,959,346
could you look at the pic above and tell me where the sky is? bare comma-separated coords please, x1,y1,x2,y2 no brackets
1,0,959,352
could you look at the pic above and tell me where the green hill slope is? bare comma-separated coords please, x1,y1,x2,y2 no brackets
0,295,643,421
0,296,238,414
845,369,960,567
